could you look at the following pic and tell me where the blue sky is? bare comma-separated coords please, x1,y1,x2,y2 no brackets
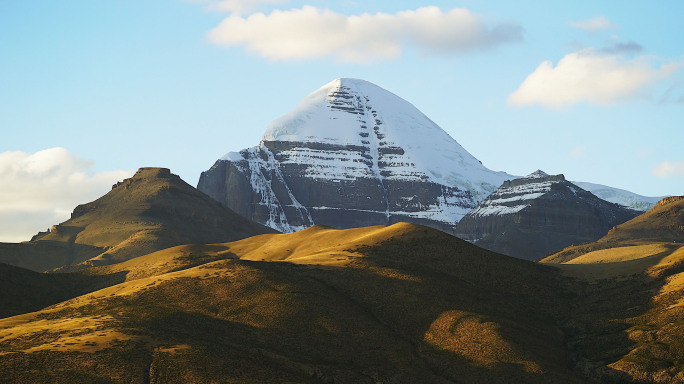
1,0,683,241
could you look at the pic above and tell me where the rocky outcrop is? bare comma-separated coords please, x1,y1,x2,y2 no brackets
198,78,512,234
455,170,640,260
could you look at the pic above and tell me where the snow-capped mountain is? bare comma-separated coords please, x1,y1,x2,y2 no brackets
455,171,640,260
573,181,663,211
198,78,513,234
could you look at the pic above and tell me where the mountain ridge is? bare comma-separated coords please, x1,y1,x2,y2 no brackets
455,170,640,260
199,78,513,235
0,167,275,272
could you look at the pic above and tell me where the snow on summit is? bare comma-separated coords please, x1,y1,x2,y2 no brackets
262,78,512,201
207,78,515,234
467,171,563,218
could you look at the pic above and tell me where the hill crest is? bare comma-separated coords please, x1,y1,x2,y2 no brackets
1,167,274,272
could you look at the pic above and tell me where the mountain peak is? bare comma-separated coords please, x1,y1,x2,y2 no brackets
330,77,374,87
260,77,510,191
262,77,420,145
201,78,513,234
133,167,172,179
7,168,275,272
457,171,640,260
502,172,565,189
110,167,179,191
525,169,549,179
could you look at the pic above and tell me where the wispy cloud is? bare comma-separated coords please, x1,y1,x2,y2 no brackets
508,49,681,108
570,16,613,31
653,161,684,178
599,41,643,55
659,82,684,105
207,6,523,63
191,0,288,14
0,148,132,242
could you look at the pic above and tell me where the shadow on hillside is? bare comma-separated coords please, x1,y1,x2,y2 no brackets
95,231,592,383
2,229,677,383
0,240,104,273
0,266,127,319
550,254,684,383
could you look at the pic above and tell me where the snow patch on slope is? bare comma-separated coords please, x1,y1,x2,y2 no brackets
574,181,663,211
469,180,555,218
228,146,311,233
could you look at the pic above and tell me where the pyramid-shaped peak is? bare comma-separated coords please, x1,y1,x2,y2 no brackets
330,77,377,87
502,171,565,189
257,78,509,192
262,78,430,145
525,170,550,179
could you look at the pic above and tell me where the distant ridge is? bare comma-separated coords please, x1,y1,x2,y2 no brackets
543,195,684,264
0,167,275,272
539,196,684,382
455,170,640,260
573,181,664,211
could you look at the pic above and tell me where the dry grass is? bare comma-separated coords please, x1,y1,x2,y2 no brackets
536,196,684,382
424,310,542,373
565,243,672,264
0,223,584,383
0,313,131,354
3,214,682,383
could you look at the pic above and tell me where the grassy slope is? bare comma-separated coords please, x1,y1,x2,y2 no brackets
539,196,684,382
0,263,124,319
0,223,584,384
0,168,274,272
3,195,681,383
542,196,684,265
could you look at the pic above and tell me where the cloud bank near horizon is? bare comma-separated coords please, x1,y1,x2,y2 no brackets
0,148,132,243
208,6,523,63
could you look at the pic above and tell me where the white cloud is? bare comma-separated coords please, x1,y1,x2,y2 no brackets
653,161,684,178
207,6,523,63
570,17,613,31
0,148,132,242
508,49,681,108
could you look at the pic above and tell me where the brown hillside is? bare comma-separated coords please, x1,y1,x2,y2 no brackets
0,223,585,383
0,262,123,318
542,195,683,264
537,195,684,382
0,168,275,272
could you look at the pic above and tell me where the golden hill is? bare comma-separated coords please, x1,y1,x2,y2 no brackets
538,196,684,382
0,168,275,272
0,223,585,383
2,195,682,382
542,195,684,266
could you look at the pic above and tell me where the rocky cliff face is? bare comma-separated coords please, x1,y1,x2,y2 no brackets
455,170,640,260
198,78,512,234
